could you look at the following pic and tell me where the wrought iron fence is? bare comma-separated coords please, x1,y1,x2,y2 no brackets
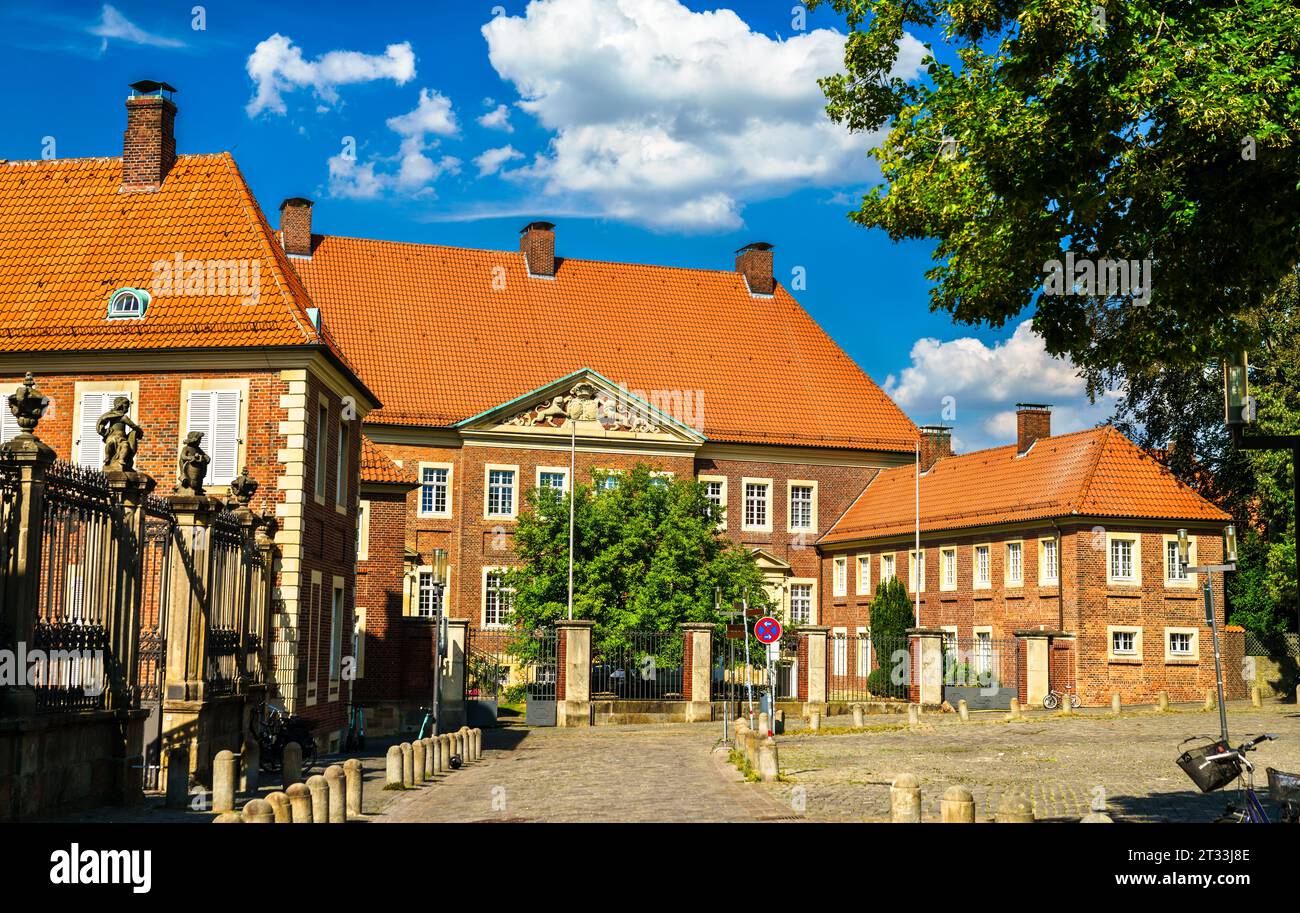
0,461,17,643
138,494,174,791
591,629,684,700
465,628,558,706
941,634,1022,709
826,633,911,702
713,628,774,703
204,510,245,695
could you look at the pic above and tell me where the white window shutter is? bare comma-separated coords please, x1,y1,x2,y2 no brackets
78,391,127,469
0,406,19,444
210,390,240,485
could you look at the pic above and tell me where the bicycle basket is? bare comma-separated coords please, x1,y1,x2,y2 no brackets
1177,741,1241,793
1266,768,1300,805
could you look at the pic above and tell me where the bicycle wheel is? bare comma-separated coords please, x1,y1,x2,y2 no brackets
1043,693,1059,710
1069,693,1081,709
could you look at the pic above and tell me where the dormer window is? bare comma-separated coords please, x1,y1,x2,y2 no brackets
107,288,150,319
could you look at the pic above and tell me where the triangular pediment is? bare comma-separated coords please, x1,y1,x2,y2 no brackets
750,548,792,573
456,369,706,446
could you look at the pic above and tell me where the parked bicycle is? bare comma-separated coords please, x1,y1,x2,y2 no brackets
251,699,319,775
1041,688,1080,710
1177,733,1300,823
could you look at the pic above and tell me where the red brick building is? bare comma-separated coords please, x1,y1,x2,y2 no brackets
0,85,378,749
818,408,1241,706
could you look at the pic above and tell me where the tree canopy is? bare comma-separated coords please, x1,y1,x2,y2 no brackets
812,0,1300,375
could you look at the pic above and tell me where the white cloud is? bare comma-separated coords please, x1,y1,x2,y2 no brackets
245,34,416,116
478,103,514,132
327,89,462,199
89,4,185,51
474,144,525,177
481,0,926,231
884,321,1121,453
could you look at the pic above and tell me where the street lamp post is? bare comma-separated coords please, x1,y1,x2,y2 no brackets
1179,527,1237,743
429,548,448,736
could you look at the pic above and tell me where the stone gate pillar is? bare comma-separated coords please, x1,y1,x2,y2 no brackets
680,622,713,722
1016,630,1053,708
798,625,829,718
104,470,156,711
440,618,469,731
908,628,945,706
555,619,594,727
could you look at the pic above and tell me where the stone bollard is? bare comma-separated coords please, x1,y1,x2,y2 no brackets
907,703,920,727
213,749,238,813
306,775,329,823
758,711,769,735
440,733,455,768
281,741,303,787
808,711,821,732
266,791,291,823
1251,686,1262,708
213,812,242,823
852,704,865,728
941,785,975,823
1157,692,1169,712
286,782,312,823
757,737,780,783
428,737,443,774
1111,692,1122,714
995,793,1035,823
957,699,969,722
474,728,484,760
242,798,274,824
324,765,347,823
890,774,921,823
343,759,363,817
385,745,404,788
400,742,414,786
165,746,190,810
1059,693,1073,716
241,739,260,793
413,739,427,782
1205,690,1216,712
1007,698,1021,721
1081,812,1114,823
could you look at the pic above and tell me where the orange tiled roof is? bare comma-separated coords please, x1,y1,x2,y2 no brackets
291,235,917,452
0,154,352,366
820,426,1231,544
360,434,415,486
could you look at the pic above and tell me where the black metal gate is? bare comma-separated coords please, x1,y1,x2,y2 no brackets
465,628,558,727
137,494,175,791
712,630,770,710
942,634,1021,710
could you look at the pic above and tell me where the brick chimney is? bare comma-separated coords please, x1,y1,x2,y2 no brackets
279,197,315,257
121,81,178,192
520,221,556,277
918,425,952,471
735,242,774,295
1016,404,1052,455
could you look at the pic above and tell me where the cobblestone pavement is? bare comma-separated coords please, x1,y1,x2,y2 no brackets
373,723,795,823
757,701,1300,823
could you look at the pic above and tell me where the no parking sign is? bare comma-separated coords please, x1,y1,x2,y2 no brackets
754,616,782,644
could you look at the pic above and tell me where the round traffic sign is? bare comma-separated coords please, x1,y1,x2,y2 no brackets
754,616,782,644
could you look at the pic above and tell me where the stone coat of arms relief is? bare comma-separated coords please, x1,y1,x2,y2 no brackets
504,381,659,433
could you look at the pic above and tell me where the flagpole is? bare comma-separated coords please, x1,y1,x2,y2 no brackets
568,417,575,621
915,438,921,627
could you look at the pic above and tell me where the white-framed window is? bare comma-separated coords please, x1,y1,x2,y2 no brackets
314,400,329,501
832,627,848,676
184,385,243,488
1107,625,1142,659
329,580,345,683
742,478,772,531
483,569,512,628
940,546,957,591
880,553,896,583
856,554,870,595
855,627,870,677
789,582,814,625
1005,541,1023,586
537,466,569,494
74,386,133,468
908,549,925,593
1039,536,1059,585
107,287,150,319
1165,627,1198,660
356,499,370,561
305,573,321,704
353,606,366,679
0,404,19,444
788,480,818,532
595,469,623,491
1107,533,1141,585
941,626,958,658
419,464,451,517
973,544,991,589
485,465,518,518
335,419,350,509
416,569,443,619
699,474,727,528
1163,534,1197,587
833,556,847,597
974,629,993,676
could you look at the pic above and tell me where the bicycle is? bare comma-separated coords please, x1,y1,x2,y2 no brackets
251,700,319,775
1042,688,1080,710
1177,733,1300,823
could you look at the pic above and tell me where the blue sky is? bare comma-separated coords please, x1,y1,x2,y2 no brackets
0,0,1118,450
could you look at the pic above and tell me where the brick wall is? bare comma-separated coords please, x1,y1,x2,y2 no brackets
353,489,409,708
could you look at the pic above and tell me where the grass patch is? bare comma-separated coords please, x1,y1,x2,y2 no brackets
801,724,909,737
728,749,761,783
382,783,408,791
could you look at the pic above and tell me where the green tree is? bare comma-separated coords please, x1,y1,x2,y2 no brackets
505,465,771,656
811,0,1300,374
867,576,913,694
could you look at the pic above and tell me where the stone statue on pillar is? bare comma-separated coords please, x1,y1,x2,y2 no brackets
177,431,211,495
96,395,144,472
7,372,49,435
227,466,258,509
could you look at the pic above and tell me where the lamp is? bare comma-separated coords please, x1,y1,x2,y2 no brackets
1223,352,1249,425
1224,525,1238,564
1177,528,1190,568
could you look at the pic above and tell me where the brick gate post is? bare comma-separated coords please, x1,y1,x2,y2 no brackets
680,622,713,722
907,628,945,706
798,625,829,718
555,619,594,727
